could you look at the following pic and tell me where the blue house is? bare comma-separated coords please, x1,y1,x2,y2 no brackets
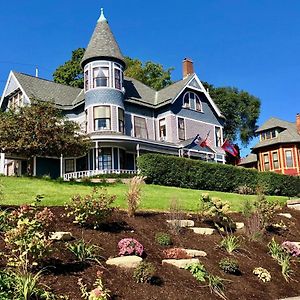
0,9,225,179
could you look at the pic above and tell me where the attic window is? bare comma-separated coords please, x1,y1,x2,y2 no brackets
261,129,277,141
183,92,202,111
8,91,23,109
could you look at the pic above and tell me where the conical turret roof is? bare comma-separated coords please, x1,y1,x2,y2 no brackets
81,9,125,67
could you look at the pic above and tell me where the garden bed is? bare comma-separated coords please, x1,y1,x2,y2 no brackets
1,206,299,300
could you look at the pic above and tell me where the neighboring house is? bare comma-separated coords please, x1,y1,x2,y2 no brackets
239,114,300,176
0,9,225,179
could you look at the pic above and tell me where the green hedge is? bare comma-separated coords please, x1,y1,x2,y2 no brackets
137,154,300,197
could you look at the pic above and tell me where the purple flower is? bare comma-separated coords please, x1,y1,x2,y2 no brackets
282,241,300,257
118,238,144,257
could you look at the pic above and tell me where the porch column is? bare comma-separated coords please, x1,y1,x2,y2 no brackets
60,154,63,178
0,153,5,175
136,144,140,157
33,156,37,176
95,142,99,170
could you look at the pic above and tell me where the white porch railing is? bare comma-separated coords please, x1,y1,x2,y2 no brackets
63,169,137,181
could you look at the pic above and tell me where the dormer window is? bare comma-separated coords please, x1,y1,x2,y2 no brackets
8,91,23,109
261,129,277,141
183,92,202,111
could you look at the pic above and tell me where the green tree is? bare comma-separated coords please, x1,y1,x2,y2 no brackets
124,56,174,90
203,82,260,146
0,100,91,160
53,48,85,88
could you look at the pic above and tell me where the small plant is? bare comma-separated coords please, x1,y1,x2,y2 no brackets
155,232,172,246
185,262,207,282
118,238,144,257
163,248,191,259
78,271,110,300
133,261,156,283
282,241,300,257
236,185,254,195
207,274,227,300
220,235,241,254
219,258,240,274
201,194,235,231
67,239,102,264
0,210,11,232
253,267,271,282
65,188,116,228
241,199,253,217
126,176,145,217
168,197,184,233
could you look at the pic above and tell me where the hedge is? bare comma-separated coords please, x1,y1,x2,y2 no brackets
137,154,300,197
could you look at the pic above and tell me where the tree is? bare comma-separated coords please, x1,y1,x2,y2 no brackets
53,48,85,88
124,56,173,90
203,82,260,146
0,100,91,160
52,48,174,90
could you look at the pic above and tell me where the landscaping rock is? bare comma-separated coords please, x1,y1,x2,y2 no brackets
106,256,142,268
184,249,207,257
49,231,74,241
190,227,215,235
162,258,200,269
278,213,293,219
166,219,194,227
287,199,300,211
235,222,245,232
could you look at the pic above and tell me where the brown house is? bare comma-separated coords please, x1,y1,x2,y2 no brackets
239,114,300,176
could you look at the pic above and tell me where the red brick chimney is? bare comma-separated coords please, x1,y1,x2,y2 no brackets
182,58,194,79
297,113,300,134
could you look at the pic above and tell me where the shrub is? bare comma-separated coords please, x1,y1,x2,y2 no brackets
118,238,144,257
78,271,110,300
282,241,300,257
220,235,241,254
185,262,207,282
163,248,191,259
253,267,271,282
67,239,102,264
133,261,156,283
219,258,240,274
0,210,11,232
201,194,235,231
126,176,145,217
235,185,254,195
65,188,116,228
137,153,300,196
155,232,172,246
241,199,253,218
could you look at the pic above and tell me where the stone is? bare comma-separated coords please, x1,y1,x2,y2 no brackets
278,213,292,219
235,222,245,231
287,199,300,205
106,255,142,268
287,204,300,211
49,231,74,241
279,297,300,300
183,249,207,257
166,219,194,227
162,258,200,269
190,227,215,235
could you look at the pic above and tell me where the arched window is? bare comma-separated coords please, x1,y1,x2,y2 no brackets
182,92,202,111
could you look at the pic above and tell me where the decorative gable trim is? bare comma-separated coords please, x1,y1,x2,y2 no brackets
171,74,223,118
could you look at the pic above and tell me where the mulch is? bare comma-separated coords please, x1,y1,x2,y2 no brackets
1,206,300,300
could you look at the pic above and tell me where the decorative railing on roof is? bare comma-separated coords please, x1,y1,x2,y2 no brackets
63,169,137,181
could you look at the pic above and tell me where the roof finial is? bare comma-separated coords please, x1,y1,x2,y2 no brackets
98,8,107,22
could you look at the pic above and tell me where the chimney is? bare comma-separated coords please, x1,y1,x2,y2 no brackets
182,58,194,79
297,113,300,134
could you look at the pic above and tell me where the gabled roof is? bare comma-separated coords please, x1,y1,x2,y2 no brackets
239,153,257,165
253,117,300,150
12,72,83,108
81,10,125,67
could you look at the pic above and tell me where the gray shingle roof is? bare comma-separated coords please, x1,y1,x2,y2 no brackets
81,18,125,67
13,72,83,108
253,117,300,150
239,153,257,165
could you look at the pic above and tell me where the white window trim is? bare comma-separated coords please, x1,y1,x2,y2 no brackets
284,148,294,169
93,105,112,131
177,116,186,141
182,91,203,112
158,118,167,141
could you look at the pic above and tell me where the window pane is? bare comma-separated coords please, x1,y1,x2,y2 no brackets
118,108,125,133
115,68,121,90
94,106,110,118
65,159,74,173
159,119,166,139
183,94,190,107
264,153,270,171
285,150,293,168
93,67,109,87
195,95,202,111
272,152,279,169
98,148,112,170
84,70,89,90
134,116,148,139
178,118,185,140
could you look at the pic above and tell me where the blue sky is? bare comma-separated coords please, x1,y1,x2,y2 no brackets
0,1,299,156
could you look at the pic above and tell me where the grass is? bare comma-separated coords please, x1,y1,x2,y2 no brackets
0,176,288,212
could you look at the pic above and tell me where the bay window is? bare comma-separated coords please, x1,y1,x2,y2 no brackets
94,106,111,130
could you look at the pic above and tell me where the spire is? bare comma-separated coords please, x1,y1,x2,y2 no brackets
98,8,107,22
81,9,125,68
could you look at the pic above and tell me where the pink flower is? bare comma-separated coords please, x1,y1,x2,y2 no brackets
118,238,144,257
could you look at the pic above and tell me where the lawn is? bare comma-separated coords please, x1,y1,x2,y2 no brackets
0,176,288,212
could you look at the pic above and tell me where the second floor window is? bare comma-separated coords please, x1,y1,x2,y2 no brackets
183,92,202,111
94,106,111,130
114,66,122,90
159,119,166,140
272,152,279,169
93,66,109,87
215,127,222,147
118,108,125,133
178,117,185,140
285,150,294,168
134,116,148,139
84,70,89,91
263,153,270,171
